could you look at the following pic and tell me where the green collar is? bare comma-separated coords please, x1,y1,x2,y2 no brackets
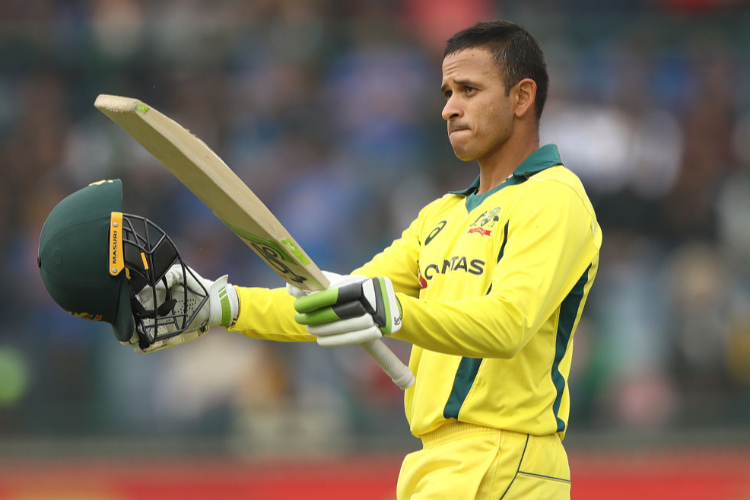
449,144,563,196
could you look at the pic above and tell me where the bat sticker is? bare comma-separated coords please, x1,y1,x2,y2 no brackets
248,241,308,284
223,221,297,263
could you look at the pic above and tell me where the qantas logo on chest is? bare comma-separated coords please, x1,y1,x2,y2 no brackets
419,256,486,288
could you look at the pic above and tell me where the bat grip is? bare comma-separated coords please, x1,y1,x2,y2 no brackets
360,340,415,390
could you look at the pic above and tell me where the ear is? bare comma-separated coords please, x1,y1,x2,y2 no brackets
513,78,537,119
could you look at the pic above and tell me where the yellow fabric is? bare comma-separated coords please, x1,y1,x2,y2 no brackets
354,161,601,438
397,421,570,500
230,287,314,342
230,145,601,442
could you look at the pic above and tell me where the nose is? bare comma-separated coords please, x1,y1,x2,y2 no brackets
442,96,462,121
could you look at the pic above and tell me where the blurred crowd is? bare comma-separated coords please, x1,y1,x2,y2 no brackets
1,0,749,453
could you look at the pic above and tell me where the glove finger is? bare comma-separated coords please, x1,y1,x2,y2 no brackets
136,287,154,309
294,280,364,313
295,307,337,326
136,285,166,311
164,264,207,294
306,314,374,336
296,298,370,325
316,325,382,347
183,266,208,294
163,264,185,289
293,288,339,313
332,300,368,320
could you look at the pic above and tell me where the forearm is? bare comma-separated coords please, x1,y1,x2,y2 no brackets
229,286,316,342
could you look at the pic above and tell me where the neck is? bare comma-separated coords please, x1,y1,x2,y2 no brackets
476,128,539,194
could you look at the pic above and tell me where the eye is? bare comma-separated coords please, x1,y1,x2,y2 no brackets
465,86,477,95
443,90,453,100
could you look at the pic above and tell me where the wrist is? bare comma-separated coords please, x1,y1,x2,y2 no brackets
229,285,240,327
222,284,239,327
216,280,239,327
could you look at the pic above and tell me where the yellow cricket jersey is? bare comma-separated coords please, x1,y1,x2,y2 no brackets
230,144,601,440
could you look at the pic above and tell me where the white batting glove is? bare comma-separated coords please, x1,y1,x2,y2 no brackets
285,271,356,298
126,264,239,353
292,274,402,347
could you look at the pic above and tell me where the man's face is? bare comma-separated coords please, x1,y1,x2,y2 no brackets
441,48,513,162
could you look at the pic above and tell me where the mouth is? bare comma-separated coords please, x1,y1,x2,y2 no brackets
449,128,470,137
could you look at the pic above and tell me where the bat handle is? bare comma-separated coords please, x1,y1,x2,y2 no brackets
360,340,415,390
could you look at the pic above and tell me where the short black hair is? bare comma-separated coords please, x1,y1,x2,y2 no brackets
444,21,549,122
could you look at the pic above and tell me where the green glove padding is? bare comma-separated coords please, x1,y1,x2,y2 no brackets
294,277,402,346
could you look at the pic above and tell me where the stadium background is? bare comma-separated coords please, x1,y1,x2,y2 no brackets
2,0,750,498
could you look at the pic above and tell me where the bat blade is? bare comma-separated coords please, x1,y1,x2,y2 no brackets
95,94,415,390
94,94,326,292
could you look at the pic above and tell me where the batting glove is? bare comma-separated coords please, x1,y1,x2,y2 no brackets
285,270,354,298
293,276,403,347
126,264,239,353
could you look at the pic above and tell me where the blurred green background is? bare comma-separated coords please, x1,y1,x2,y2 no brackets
2,0,750,490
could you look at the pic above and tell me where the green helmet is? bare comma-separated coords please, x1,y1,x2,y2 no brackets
37,180,207,347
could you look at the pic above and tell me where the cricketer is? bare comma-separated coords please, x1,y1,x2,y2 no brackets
39,21,601,500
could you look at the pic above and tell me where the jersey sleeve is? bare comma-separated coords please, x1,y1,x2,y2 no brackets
351,209,424,299
228,207,427,341
228,287,316,342
393,180,601,358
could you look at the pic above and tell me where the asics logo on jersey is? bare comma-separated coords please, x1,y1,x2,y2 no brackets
422,256,485,282
424,221,447,246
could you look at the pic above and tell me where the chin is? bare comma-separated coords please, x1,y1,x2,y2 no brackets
452,146,478,162
450,137,481,162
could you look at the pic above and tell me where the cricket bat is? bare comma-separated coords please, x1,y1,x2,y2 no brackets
95,94,415,390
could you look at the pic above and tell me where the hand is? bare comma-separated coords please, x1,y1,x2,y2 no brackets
285,270,354,298
293,276,403,347
125,264,239,353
